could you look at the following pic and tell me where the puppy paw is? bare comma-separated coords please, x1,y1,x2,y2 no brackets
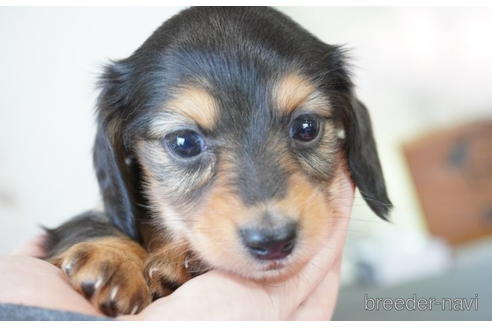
50,238,151,317
144,251,191,300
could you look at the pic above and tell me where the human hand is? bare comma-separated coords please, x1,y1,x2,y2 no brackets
3,166,353,320
0,252,103,317
121,165,354,320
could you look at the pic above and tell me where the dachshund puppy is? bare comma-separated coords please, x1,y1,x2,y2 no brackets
42,7,392,316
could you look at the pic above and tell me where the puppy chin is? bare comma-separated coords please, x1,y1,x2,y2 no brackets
242,260,309,283
246,265,294,281
207,252,308,282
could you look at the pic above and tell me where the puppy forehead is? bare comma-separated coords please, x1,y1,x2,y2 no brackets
160,72,326,129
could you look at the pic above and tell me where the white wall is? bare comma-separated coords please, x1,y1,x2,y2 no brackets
1,7,491,253
0,7,183,250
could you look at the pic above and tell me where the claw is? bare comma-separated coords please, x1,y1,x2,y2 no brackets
130,304,139,315
63,262,73,276
110,286,119,301
147,266,159,279
94,276,103,290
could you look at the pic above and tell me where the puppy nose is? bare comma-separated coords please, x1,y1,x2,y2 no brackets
240,223,297,260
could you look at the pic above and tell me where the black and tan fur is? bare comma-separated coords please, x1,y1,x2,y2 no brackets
42,7,392,316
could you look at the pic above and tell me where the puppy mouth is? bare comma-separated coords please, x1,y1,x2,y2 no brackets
263,261,286,271
253,255,298,276
240,259,300,281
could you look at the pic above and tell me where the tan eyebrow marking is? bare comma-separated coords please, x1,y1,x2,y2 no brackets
273,73,316,114
165,86,218,130
273,72,331,115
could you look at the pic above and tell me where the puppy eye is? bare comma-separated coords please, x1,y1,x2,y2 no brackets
290,114,321,142
164,130,206,158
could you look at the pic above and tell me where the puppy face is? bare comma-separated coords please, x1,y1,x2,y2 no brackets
133,71,343,278
93,7,392,280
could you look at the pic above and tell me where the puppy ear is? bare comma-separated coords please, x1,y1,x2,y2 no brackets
94,126,139,240
93,61,140,241
342,97,393,220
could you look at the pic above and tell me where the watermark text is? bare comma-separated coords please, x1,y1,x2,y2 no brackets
364,293,479,312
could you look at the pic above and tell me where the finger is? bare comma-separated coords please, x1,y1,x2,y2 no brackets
11,234,48,257
263,165,354,318
123,270,272,320
288,256,342,320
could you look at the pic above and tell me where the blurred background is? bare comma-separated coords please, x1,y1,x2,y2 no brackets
1,6,491,320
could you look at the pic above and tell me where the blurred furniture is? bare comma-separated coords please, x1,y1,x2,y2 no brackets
402,121,492,245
